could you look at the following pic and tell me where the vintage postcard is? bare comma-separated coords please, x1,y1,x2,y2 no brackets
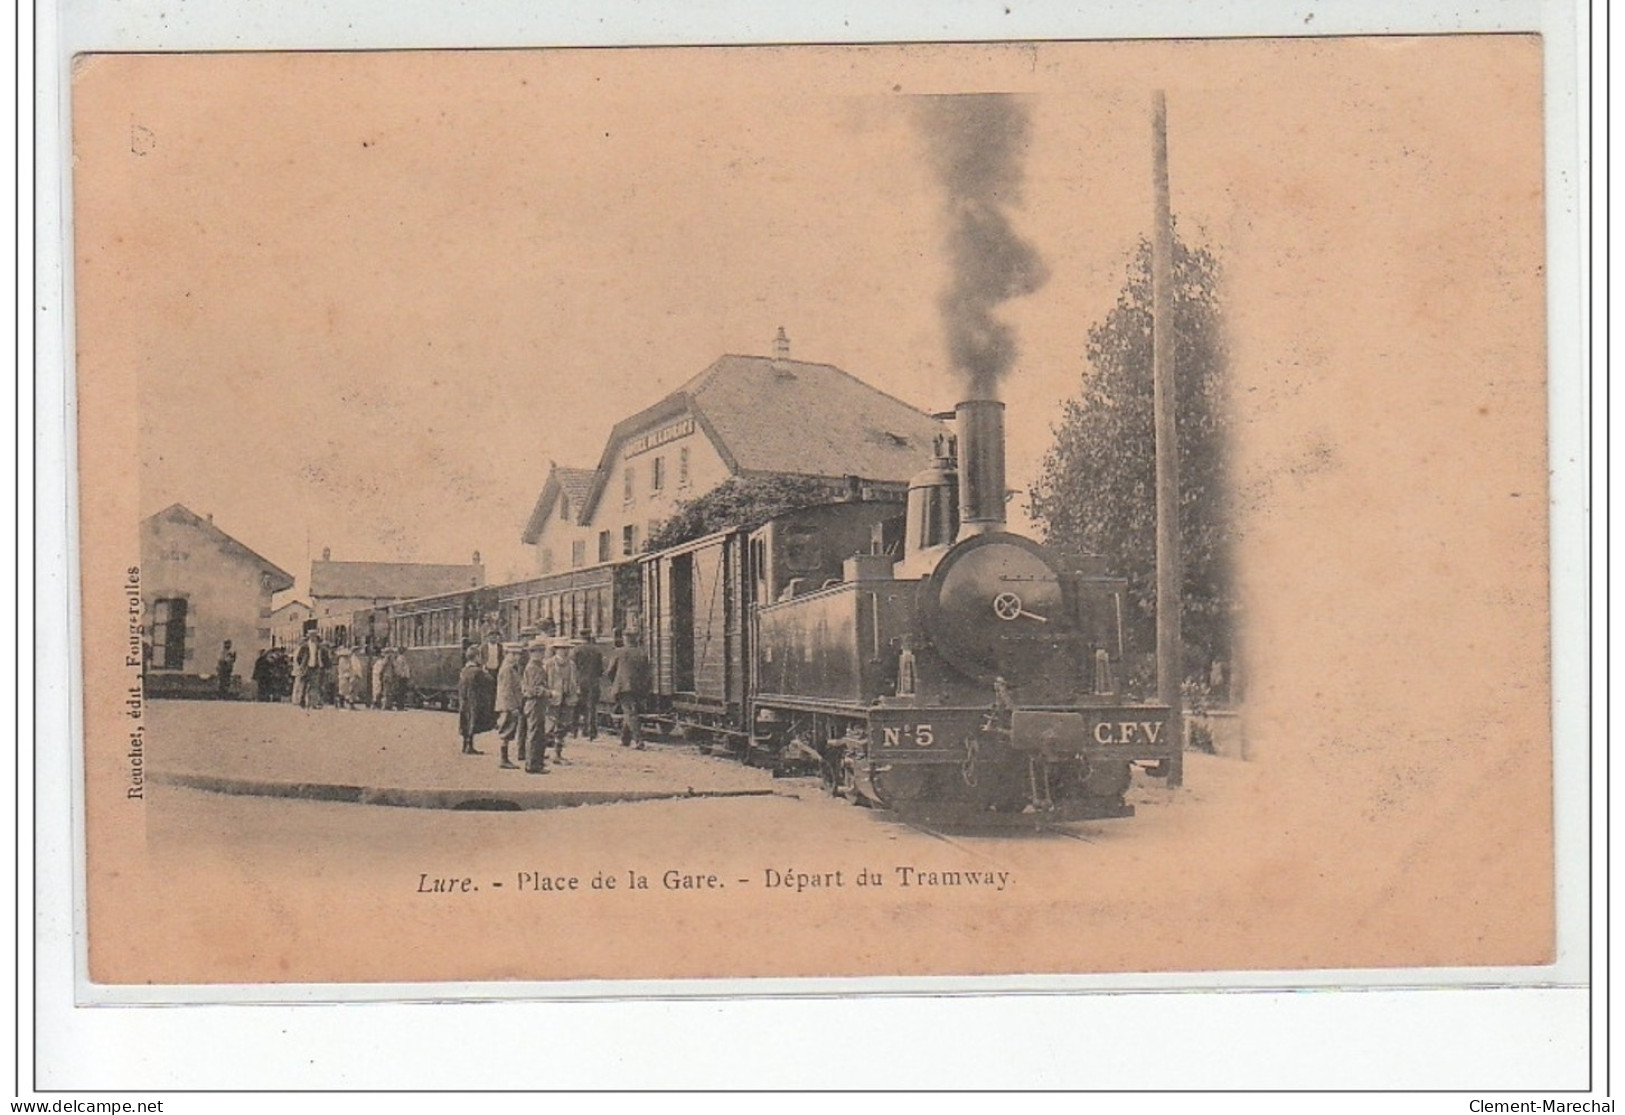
70,36,1555,989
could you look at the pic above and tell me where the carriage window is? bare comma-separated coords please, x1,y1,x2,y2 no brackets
781,527,823,573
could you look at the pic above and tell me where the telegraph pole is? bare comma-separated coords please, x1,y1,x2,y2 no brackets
1151,90,1184,787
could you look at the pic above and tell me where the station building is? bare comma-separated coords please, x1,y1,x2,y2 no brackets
139,503,295,681
520,335,947,589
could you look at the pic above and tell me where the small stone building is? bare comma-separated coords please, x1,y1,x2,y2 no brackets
267,599,315,648
139,504,295,679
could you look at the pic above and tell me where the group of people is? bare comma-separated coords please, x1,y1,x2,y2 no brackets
247,631,414,710
248,645,292,702
456,629,653,775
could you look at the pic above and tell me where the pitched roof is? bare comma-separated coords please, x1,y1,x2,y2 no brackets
268,600,312,618
309,561,484,601
690,355,945,476
520,465,598,545
141,504,295,592
579,355,946,520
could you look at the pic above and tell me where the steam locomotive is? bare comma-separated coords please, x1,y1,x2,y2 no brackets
335,397,1175,823
638,399,1176,823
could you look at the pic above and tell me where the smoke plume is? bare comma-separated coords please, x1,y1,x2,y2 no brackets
917,94,1049,400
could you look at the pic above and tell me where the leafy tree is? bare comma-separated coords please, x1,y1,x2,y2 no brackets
1028,235,1233,685
645,474,841,551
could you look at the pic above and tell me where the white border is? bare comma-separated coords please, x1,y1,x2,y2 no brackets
27,0,1596,1095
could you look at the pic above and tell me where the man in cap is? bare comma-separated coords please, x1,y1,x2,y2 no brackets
494,641,527,770
571,630,606,741
605,630,653,750
521,638,551,774
544,639,577,763
456,646,496,755
215,640,237,699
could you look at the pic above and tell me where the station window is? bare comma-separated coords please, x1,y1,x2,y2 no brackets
679,446,690,487
598,531,611,563
651,456,665,492
559,496,569,522
622,524,636,557
151,597,188,670
541,548,553,574
623,467,634,504
571,540,586,568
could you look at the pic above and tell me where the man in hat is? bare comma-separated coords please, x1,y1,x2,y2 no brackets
456,646,496,755
292,630,328,709
605,630,653,749
522,638,550,774
494,642,527,770
571,630,606,741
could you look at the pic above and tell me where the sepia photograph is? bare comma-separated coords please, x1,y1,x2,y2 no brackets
68,35,1556,990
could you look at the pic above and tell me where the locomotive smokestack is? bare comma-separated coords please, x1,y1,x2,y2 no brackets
955,398,1006,537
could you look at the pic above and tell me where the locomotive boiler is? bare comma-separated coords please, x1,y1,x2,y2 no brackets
747,398,1176,822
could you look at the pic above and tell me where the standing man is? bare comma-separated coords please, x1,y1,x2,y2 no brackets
333,645,354,708
522,638,550,774
314,634,337,708
605,631,653,750
216,640,237,699
250,648,273,702
494,642,526,770
389,647,412,710
571,631,605,741
544,641,577,763
293,630,325,709
456,647,496,755
372,649,391,709
351,642,374,710
480,627,504,673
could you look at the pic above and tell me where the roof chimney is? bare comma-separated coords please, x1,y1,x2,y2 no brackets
773,326,790,360
206,512,214,523
321,546,332,562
